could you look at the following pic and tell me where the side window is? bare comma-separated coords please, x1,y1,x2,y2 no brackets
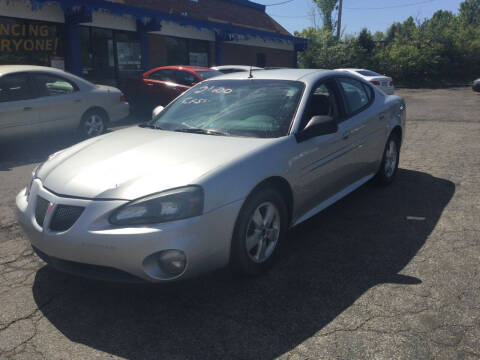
148,69,176,83
301,81,340,130
175,71,197,86
0,73,34,102
337,78,370,115
33,74,77,97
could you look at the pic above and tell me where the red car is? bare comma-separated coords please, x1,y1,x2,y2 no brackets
124,66,222,114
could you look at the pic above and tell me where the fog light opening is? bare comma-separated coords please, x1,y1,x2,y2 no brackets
157,250,186,276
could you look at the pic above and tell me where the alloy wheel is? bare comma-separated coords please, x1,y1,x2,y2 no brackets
384,139,398,178
84,114,105,137
245,201,281,263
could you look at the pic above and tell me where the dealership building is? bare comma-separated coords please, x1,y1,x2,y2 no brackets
0,0,307,87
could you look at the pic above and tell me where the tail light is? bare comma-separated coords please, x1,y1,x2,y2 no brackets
370,80,380,86
120,93,126,102
389,81,393,87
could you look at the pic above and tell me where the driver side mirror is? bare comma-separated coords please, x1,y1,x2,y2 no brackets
152,105,164,120
295,115,338,142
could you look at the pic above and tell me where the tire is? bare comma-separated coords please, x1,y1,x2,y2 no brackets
473,83,480,93
374,133,400,186
230,187,288,276
79,110,107,138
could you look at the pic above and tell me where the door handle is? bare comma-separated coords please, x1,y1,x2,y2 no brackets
23,107,33,111
73,99,82,103
342,130,350,139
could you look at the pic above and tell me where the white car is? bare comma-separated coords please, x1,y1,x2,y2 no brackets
211,65,263,74
335,68,394,95
0,65,130,140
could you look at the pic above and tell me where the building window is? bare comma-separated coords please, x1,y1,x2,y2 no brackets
0,16,64,69
165,36,210,67
80,26,141,87
256,53,266,68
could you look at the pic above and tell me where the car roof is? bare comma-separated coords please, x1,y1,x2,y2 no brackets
336,68,364,72
148,65,213,72
0,65,68,76
212,65,263,70
206,68,331,83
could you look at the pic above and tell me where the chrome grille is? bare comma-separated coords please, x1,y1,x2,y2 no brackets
35,197,50,227
50,205,84,232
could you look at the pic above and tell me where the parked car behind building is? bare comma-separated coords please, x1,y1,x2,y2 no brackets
0,65,129,140
124,66,222,114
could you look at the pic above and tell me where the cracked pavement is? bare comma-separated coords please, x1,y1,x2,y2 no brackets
0,88,479,359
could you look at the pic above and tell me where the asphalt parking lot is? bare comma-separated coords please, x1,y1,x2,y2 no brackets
0,87,479,360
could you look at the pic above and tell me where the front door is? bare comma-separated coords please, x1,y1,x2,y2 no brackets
0,73,40,138
289,80,348,219
30,73,85,134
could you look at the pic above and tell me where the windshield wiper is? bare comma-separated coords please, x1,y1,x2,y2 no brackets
139,122,164,130
174,128,229,136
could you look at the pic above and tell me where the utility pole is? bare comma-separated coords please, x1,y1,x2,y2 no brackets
336,0,343,40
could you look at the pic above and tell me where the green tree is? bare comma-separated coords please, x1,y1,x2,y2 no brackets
313,0,338,32
459,0,480,26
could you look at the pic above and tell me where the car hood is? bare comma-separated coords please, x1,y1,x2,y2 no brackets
39,126,275,200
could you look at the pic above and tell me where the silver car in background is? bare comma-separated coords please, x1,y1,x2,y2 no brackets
0,65,129,140
16,69,406,282
336,68,395,95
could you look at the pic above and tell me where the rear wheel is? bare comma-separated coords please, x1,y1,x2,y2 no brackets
79,110,107,138
230,188,288,276
374,134,400,186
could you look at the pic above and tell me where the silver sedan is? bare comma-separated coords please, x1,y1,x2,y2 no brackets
16,69,406,282
0,65,129,140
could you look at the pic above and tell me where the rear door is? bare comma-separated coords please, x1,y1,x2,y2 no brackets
335,76,385,180
30,73,84,134
0,72,40,138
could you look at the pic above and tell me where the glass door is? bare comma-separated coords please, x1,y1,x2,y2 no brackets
80,27,116,86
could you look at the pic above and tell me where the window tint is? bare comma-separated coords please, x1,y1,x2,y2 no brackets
34,74,76,96
356,70,381,77
338,78,370,114
149,69,176,83
175,71,197,86
0,73,33,102
302,82,340,129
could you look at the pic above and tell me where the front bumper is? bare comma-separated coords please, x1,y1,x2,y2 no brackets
16,179,242,282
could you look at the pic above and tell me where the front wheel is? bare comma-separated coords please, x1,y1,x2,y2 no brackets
374,134,400,186
79,110,107,138
230,188,288,276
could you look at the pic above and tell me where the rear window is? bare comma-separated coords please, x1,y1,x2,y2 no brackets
356,70,381,77
196,70,222,80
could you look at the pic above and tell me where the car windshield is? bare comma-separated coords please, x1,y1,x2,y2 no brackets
153,79,304,138
356,70,381,77
196,70,223,80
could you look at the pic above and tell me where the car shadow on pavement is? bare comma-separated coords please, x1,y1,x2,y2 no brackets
32,169,455,360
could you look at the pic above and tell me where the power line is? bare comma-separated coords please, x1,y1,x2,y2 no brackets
263,0,295,6
345,0,439,10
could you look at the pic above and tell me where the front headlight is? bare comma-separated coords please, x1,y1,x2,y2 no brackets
25,165,42,198
109,186,204,226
